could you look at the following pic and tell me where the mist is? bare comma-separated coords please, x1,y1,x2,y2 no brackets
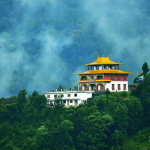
0,0,149,97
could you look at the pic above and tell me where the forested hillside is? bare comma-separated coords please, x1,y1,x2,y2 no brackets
0,73,150,150
0,0,150,96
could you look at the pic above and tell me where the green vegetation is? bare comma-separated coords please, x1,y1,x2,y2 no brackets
142,62,149,77
0,73,150,149
123,128,150,150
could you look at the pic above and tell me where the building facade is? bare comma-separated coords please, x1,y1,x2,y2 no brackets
75,55,132,92
45,90,94,107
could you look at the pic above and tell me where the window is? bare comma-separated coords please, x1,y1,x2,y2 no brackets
110,65,112,70
97,76,103,79
63,100,66,103
99,65,102,70
61,94,64,97
118,84,121,90
104,65,106,70
111,75,115,80
68,94,70,97
124,84,126,90
74,94,77,97
47,95,50,98
54,95,57,98
117,75,120,80
123,75,126,80
112,84,115,90
70,100,73,103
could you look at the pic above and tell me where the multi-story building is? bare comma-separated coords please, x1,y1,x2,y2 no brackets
45,55,132,107
75,55,132,92
45,90,94,107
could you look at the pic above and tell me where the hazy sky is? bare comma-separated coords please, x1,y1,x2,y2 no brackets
0,0,150,97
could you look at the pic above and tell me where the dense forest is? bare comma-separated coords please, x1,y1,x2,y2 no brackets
1,0,150,97
0,71,150,150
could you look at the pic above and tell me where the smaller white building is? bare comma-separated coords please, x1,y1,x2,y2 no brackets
45,90,94,107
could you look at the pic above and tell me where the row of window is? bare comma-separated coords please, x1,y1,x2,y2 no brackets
63,100,73,103
112,84,126,90
111,75,127,80
80,75,127,81
49,100,85,104
47,93,78,98
81,76,103,80
88,65,119,70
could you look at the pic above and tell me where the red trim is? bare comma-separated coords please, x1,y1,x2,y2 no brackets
104,74,128,81
96,86,98,91
80,87,82,91
103,86,105,91
104,74,111,80
87,87,89,91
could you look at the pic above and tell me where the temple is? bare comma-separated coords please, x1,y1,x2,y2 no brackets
75,55,132,92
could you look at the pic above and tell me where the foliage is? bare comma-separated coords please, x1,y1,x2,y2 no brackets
0,86,150,149
142,62,149,77
105,88,110,102
131,73,150,125
57,85,64,91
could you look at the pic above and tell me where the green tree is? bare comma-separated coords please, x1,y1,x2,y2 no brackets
105,88,110,102
17,89,27,113
50,120,74,150
77,111,114,150
142,62,149,77
131,73,150,125
57,85,63,91
113,103,128,133
126,96,143,135
73,85,78,91
111,129,123,149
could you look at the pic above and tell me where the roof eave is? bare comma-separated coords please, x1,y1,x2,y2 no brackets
85,63,123,65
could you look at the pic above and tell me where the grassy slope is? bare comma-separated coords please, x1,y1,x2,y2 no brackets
123,129,150,150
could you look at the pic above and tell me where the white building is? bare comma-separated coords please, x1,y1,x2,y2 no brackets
45,90,94,107
75,55,132,92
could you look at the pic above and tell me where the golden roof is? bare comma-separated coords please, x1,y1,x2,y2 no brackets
85,55,122,65
78,79,112,83
75,70,132,75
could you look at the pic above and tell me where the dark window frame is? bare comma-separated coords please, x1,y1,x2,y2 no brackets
124,84,126,90
117,75,120,80
112,84,115,90
74,94,77,97
111,75,115,80
123,75,126,80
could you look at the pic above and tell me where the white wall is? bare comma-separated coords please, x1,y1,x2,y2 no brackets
105,81,128,92
89,85,91,91
82,85,84,90
45,91,93,106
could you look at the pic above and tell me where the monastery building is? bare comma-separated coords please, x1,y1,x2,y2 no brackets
45,55,132,107
75,55,132,92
